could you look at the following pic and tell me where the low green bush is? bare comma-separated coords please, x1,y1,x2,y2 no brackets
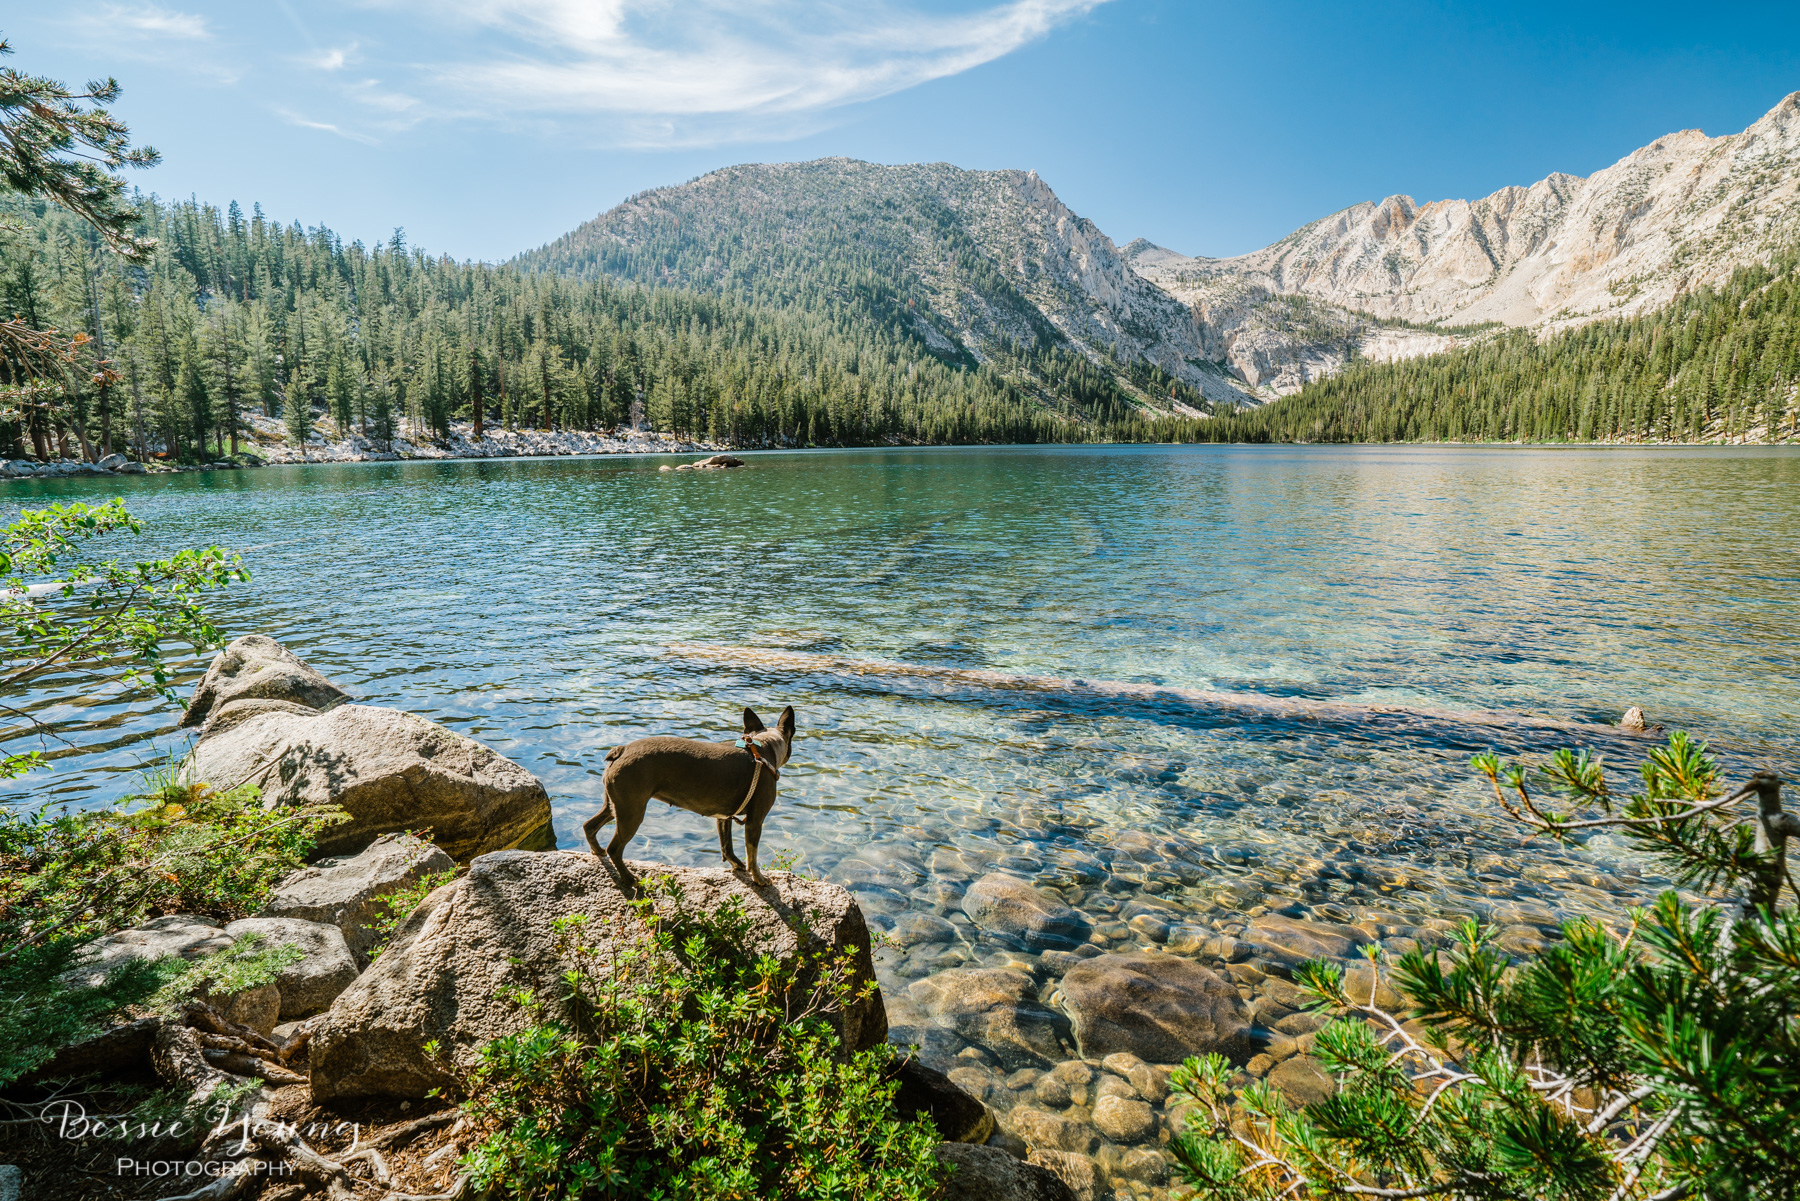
447,878,945,1201
0,768,344,1084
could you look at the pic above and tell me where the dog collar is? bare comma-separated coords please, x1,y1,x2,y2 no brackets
733,737,780,821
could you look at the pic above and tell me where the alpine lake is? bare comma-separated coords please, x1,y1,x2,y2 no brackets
9,443,1799,1193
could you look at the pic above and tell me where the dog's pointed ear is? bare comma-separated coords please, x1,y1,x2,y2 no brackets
743,707,766,734
778,705,796,741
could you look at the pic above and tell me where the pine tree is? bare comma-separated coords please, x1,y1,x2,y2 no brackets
282,370,311,455
326,352,352,439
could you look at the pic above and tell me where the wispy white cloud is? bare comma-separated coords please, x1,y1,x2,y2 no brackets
300,43,358,71
98,2,211,40
276,107,381,146
367,0,1108,145
56,3,240,83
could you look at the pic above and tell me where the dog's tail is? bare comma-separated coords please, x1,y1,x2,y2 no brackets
605,746,624,763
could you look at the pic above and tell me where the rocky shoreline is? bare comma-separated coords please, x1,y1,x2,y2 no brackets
0,417,724,480
19,637,1090,1201
25,634,1486,1201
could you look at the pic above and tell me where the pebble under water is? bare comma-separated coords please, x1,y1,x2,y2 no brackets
8,444,1799,1196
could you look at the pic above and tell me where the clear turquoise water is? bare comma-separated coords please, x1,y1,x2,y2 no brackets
7,443,1799,1028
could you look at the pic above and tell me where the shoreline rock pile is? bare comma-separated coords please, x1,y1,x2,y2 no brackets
181,635,556,860
30,637,1089,1201
1,453,146,478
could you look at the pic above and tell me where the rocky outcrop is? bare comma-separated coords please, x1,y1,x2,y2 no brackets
223,917,359,1019
961,874,1092,951
908,968,1071,1070
260,833,456,963
187,702,554,862
309,852,886,1099
934,1142,1077,1201
1132,91,1800,384
1057,952,1254,1064
181,635,348,729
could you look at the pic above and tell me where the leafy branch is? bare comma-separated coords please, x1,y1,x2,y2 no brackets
1,498,248,779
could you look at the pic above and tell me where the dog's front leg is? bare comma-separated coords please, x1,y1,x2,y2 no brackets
716,817,747,870
743,813,771,888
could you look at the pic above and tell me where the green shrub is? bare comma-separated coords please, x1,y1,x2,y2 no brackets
1169,733,1800,1201
366,865,458,961
449,878,945,1200
0,769,344,1084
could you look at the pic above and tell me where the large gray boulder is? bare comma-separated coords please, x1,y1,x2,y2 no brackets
1058,952,1254,1063
223,917,360,1019
260,833,456,963
187,703,555,862
181,635,348,729
961,874,1091,951
61,915,233,989
309,852,887,1100
908,968,1070,1070
935,1142,1077,1201
59,915,279,1035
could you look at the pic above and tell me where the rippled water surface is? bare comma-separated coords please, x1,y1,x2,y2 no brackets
7,445,1799,1180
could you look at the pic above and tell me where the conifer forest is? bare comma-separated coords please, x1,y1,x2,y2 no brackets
2,187,1796,459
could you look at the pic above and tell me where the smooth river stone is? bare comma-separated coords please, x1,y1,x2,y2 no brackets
909,968,1071,1070
1267,1055,1336,1107
1006,1106,1098,1154
1059,952,1255,1064
1244,914,1372,966
962,873,1093,951
888,913,961,947
1092,1094,1157,1143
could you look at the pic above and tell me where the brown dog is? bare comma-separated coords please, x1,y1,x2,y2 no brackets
584,705,796,890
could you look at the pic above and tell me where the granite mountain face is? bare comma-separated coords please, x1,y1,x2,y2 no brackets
1128,92,1800,394
524,93,1800,407
519,158,1260,412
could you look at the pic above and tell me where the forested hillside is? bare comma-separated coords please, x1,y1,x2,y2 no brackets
516,159,1233,410
6,181,1797,460
0,192,1175,463
1189,254,1800,444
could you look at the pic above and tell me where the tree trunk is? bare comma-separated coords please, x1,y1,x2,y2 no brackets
28,408,50,461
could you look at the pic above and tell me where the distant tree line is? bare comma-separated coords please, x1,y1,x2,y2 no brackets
1194,253,1800,444
5,188,1794,459
0,194,1178,462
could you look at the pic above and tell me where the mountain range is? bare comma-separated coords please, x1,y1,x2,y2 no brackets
524,92,1800,415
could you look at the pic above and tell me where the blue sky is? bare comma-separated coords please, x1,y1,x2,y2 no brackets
9,1,1799,262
